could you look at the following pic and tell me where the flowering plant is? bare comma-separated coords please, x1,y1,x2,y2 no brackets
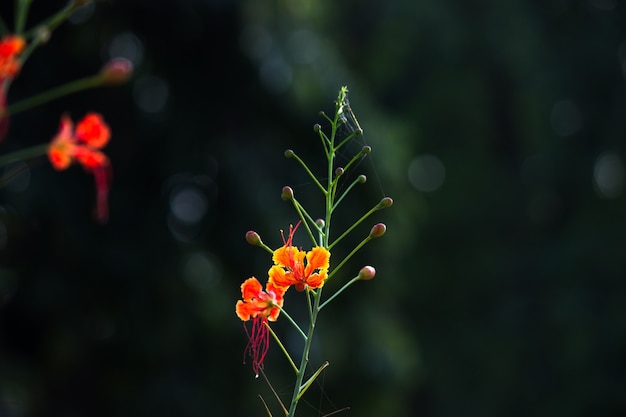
0,1,132,222
236,86,392,416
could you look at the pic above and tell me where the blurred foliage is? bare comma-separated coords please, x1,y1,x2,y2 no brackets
0,0,625,416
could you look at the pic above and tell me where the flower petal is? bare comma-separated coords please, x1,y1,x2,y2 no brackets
304,246,330,276
241,277,262,301
306,272,326,289
75,113,110,148
236,300,252,321
268,265,294,288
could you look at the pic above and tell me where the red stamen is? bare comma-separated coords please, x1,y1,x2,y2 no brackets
243,317,270,377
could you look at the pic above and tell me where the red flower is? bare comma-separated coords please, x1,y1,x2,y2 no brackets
0,35,25,81
236,277,285,376
48,113,112,222
0,35,25,141
268,223,331,292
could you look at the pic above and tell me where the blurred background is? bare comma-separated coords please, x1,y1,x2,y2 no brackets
1,0,625,416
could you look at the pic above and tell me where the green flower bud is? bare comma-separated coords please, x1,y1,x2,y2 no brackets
362,145,371,154
284,149,295,158
315,218,325,228
313,124,322,132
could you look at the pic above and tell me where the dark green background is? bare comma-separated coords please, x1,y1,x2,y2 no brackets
1,0,625,416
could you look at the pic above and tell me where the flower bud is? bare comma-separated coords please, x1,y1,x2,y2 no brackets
362,145,371,154
281,186,294,201
369,223,386,238
358,266,376,281
100,57,133,85
315,218,325,228
246,230,263,246
284,149,295,158
379,197,393,208
357,174,367,184
313,124,322,133
335,167,344,177
35,26,51,44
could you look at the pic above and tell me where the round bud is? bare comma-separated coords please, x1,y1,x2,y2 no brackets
335,167,344,177
100,57,133,85
281,186,294,201
362,145,371,154
358,266,376,281
313,124,322,132
284,149,295,158
379,197,393,208
369,223,386,238
245,230,262,246
315,218,325,228
355,128,364,136
357,174,367,184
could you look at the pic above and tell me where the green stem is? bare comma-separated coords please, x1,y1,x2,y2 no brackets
290,197,318,247
266,323,299,374
277,305,306,341
15,0,32,34
0,143,48,168
6,73,105,117
319,276,360,311
331,175,365,213
286,287,323,417
288,151,326,195
328,200,382,251
327,236,371,281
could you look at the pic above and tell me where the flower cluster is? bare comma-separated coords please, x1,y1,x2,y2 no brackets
269,223,330,292
235,87,391,417
48,113,112,222
236,223,330,376
236,277,285,376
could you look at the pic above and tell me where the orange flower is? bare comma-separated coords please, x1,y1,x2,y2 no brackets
268,223,331,292
236,277,285,376
48,113,112,222
0,35,25,81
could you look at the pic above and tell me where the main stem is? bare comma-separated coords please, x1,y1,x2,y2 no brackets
286,289,323,417
286,94,341,417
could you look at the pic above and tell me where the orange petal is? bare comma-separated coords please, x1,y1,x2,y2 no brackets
268,265,294,288
304,246,330,276
306,272,326,289
241,277,262,300
266,281,285,305
273,246,298,268
236,300,252,321
47,142,74,170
